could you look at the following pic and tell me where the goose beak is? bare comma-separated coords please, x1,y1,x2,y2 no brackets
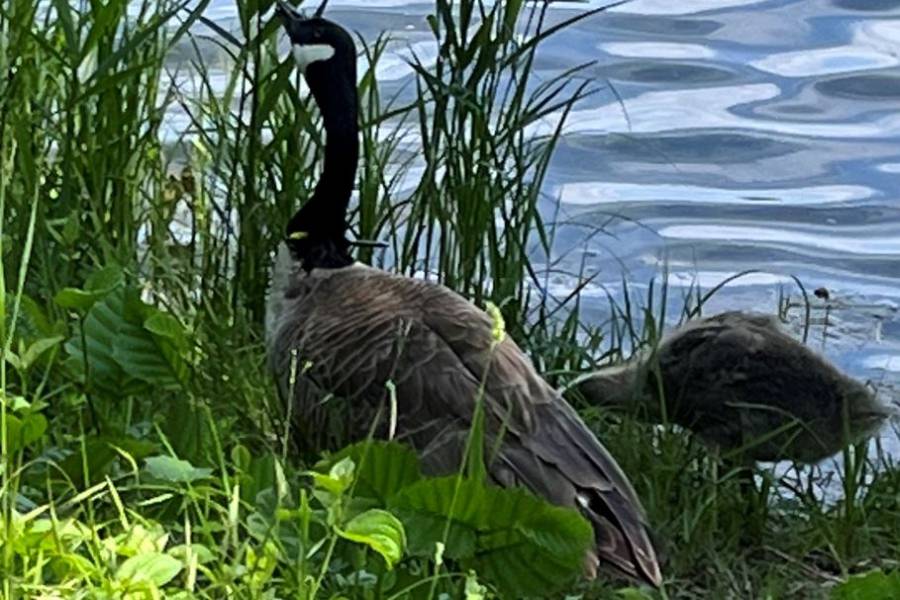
274,0,328,21
274,0,300,22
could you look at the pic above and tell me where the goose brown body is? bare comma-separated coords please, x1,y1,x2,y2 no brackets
576,311,891,463
269,2,661,585
268,257,661,584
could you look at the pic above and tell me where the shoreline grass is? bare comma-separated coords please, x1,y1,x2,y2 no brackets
2,0,899,597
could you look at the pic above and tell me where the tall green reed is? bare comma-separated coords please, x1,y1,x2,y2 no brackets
0,0,208,301
385,1,606,329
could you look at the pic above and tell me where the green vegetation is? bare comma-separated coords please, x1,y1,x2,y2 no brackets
2,0,899,598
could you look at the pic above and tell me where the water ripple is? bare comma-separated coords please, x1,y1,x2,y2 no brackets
532,84,900,139
658,224,900,256
600,41,717,60
751,45,898,78
556,182,874,206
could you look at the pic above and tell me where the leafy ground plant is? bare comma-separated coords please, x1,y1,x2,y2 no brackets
319,441,593,597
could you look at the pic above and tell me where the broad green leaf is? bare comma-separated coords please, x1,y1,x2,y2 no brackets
52,263,121,313
319,441,423,503
55,287,104,312
390,498,476,559
239,453,277,506
330,456,355,485
0,393,30,412
24,517,91,553
4,413,46,453
116,552,182,587
144,310,187,352
20,413,47,448
111,317,186,388
168,543,215,564
244,542,279,590
833,569,900,600
166,400,211,465
618,588,656,600
115,523,169,557
338,509,406,569
231,444,251,472
61,211,81,245
20,335,64,370
119,289,189,387
465,571,488,600
85,264,124,292
63,288,148,394
18,294,59,338
144,455,212,483
51,553,101,580
64,287,188,394
308,456,356,496
389,476,592,597
308,473,343,498
3,350,22,370
60,436,157,487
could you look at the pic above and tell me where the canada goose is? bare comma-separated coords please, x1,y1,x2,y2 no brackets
575,311,892,464
267,1,661,586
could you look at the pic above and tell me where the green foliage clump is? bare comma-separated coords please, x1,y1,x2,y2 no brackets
832,570,900,600
322,441,593,597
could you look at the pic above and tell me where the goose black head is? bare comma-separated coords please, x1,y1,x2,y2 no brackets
275,1,357,99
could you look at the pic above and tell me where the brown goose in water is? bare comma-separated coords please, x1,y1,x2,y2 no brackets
575,311,892,463
266,1,661,586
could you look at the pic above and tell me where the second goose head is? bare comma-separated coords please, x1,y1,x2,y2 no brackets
276,0,359,270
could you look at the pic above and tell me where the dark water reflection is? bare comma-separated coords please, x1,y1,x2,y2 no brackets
832,0,900,12
817,73,900,99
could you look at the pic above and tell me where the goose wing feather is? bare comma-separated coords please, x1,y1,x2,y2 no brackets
269,264,660,585
423,291,660,583
655,312,792,443
654,311,874,460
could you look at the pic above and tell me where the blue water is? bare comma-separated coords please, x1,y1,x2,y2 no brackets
198,0,900,471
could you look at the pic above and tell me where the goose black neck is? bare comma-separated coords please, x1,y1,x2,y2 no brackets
313,87,358,210
287,64,359,270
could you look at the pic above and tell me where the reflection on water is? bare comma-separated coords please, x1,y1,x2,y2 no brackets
817,73,900,100
198,0,900,483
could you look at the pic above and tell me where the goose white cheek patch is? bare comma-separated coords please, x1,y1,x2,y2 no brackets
292,44,335,71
